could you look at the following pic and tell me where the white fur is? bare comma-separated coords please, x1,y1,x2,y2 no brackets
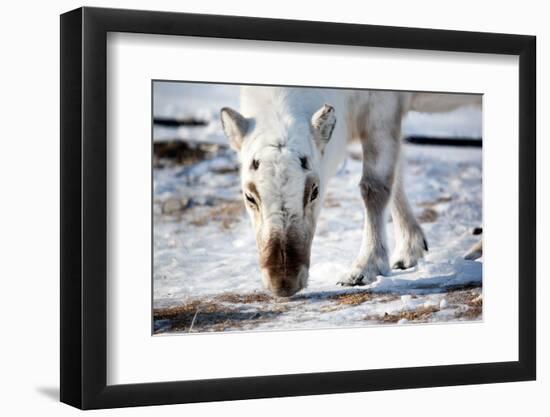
222,87,480,294
239,86,349,189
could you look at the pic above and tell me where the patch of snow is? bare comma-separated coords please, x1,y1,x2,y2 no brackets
402,106,482,139
153,143,482,331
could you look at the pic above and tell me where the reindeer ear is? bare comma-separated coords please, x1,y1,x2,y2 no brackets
220,107,249,151
311,104,336,152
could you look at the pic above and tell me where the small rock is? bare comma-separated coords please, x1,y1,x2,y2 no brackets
163,198,182,214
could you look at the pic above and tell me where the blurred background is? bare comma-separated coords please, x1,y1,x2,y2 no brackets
153,82,481,146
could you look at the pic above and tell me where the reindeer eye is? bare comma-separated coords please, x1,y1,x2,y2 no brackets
245,193,257,207
310,185,319,202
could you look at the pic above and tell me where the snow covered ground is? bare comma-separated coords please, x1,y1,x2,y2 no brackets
152,82,483,334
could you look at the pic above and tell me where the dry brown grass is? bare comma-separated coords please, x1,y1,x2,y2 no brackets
213,292,275,304
455,305,482,320
211,166,238,174
446,289,481,306
447,289,483,320
153,141,210,167
326,291,397,305
154,287,482,333
418,195,453,208
417,207,439,223
154,300,283,333
364,288,482,324
189,200,245,229
317,291,399,312
366,305,440,324
153,292,289,333
414,195,453,224
154,299,222,320
331,292,375,305
323,194,342,208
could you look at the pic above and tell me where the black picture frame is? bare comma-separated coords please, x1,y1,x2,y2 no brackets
60,6,536,410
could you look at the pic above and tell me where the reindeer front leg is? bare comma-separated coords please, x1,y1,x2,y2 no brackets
338,126,399,286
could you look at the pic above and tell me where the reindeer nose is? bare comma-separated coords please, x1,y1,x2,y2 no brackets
260,230,310,297
270,281,301,297
273,288,299,297
263,267,309,298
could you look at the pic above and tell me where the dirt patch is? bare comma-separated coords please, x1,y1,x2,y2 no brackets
364,288,482,324
417,207,439,223
213,292,275,304
323,194,342,208
161,197,191,215
154,141,221,167
189,200,245,229
153,295,288,333
446,288,482,306
367,305,440,324
455,305,482,320
154,299,222,320
211,166,238,174
317,292,399,313
447,289,483,320
154,287,482,334
169,309,282,333
325,291,397,306
415,195,453,223
316,292,375,312
330,292,375,305
418,195,453,208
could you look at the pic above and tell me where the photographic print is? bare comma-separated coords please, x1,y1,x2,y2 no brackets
152,81,483,335
60,9,536,407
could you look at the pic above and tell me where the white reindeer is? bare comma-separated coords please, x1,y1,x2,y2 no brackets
221,87,480,297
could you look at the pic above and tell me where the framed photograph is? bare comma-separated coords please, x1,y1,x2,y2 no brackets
60,6,536,409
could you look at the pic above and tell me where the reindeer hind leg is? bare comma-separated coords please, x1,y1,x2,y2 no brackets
390,169,428,269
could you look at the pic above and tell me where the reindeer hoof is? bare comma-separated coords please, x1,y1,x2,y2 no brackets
337,268,378,287
391,230,427,270
392,260,407,270
340,254,390,286
337,274,366,286
391,258,420,270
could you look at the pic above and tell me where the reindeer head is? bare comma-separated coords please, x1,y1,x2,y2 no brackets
220,103,336,297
